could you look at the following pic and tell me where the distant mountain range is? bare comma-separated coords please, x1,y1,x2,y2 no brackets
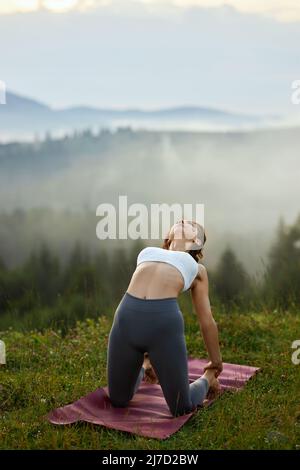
0,90,291,142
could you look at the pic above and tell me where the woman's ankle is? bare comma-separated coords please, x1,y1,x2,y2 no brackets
202,369,215,387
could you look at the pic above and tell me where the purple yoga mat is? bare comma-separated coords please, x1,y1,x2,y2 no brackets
47,358,260,439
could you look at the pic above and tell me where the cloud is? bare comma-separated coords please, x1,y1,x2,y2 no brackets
1,0,300,22
0,0,91,14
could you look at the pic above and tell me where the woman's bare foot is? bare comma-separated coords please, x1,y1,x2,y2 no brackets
202,369,221,400
143,352,159,384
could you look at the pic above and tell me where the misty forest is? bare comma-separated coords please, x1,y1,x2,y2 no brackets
0,126,299,332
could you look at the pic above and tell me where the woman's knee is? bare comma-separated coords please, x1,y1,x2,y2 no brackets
169,399,196,417
109,397,129,408
170,408,188,417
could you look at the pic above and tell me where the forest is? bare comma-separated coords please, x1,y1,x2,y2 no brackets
0,213,299,333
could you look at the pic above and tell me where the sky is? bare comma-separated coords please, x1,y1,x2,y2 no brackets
0,0,300,114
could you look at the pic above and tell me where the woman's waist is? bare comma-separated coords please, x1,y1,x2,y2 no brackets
124,291,179,311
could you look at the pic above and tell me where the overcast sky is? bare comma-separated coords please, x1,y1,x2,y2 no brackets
0,0,300,115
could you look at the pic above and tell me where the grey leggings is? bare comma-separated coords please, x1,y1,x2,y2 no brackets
107,291,209,417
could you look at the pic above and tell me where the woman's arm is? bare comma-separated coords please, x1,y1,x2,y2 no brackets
191,265,223,376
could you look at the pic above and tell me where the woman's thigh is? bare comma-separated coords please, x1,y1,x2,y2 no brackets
106,323,144,407
148,332,194,417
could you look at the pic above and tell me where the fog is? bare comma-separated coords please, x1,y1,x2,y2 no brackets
0,126,299,277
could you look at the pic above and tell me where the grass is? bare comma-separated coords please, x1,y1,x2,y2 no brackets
0,307,300,450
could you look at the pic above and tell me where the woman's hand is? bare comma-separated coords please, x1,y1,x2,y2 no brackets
203,360,223,377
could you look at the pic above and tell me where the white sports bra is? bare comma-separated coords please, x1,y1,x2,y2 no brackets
136,246,199,292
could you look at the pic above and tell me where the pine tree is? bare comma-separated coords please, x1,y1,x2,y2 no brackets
264,214,300,309
213,246,249,307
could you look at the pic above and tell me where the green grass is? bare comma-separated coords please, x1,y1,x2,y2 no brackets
0,308,300,450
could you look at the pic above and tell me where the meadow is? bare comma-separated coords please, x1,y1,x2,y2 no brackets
0,307,299,450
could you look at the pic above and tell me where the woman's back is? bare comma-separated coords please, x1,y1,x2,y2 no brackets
127,246,199,299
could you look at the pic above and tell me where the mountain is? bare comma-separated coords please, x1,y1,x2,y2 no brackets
0,91,270,142
1,91,50,113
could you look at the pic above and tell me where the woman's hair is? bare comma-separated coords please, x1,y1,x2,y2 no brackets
162,220,206,263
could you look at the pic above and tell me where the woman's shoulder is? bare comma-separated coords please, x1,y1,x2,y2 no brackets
194,263,208,282
189,264,208,291
137,245,161,261
138,246,161,255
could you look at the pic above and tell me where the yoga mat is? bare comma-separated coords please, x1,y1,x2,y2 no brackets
47,358,260,440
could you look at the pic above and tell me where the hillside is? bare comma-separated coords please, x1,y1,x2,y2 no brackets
0,308,299,450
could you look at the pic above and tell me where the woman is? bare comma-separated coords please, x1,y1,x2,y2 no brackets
106,219,223,417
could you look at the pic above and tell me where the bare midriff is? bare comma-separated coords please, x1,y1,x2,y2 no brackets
126,262,184,299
